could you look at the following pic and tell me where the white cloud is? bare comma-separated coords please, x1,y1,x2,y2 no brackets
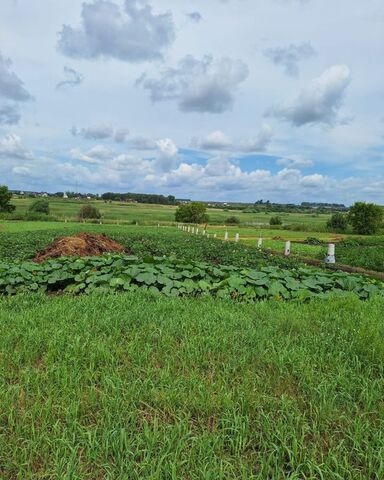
57,0,175,63
268,65,351,127
137,55,249,113
191,124,273,152
0,134,32,159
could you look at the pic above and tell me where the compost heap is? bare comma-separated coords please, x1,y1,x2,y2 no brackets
33,233,125,263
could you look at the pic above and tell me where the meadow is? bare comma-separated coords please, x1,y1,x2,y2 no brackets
1,203,384,478
9,197,332,229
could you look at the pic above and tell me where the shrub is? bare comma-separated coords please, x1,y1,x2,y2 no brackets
78,204,101,220
270,216,282,226
348,202,383,235
175,202,209,224
0,185,15,213
28,199,50,215
326,212,348,232
225,216,240,225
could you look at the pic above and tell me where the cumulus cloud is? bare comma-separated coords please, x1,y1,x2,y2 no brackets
267,64,351,126
263,42,316,76
71,124,129,142
69,137,178,172
0,134,33,159
187,11,202,23
0,52,32,125
56,66,84,89
137,55,249,113
57,0,175,63
155,137,178,171
191,124,273,152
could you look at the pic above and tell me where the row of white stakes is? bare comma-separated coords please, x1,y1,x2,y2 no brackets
177,225,336,263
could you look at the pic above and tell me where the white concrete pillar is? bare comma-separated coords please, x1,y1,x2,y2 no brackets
325,244,336,264
284,241,291,257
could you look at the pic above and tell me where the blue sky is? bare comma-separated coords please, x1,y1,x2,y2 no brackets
0,0,384,204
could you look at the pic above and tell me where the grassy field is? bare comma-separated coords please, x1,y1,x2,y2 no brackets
9,197,333,228
1,292,384,479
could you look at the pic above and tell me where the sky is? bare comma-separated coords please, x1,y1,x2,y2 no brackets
0,0,383,204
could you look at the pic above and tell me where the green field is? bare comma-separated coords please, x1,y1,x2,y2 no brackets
9,197,333,228
1,208,384,478
1,292,384,479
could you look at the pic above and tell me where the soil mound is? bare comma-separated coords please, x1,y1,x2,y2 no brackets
33,233,125,263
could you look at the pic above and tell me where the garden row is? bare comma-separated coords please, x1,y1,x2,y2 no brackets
0,226,297,268
1,254,382,300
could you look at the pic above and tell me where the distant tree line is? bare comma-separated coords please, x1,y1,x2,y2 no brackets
101,192,177,205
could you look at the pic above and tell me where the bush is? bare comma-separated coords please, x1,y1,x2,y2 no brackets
78,204,101,220
28,199,50,215
270,216,282,226
175,202,209,224
326,212,348,232
0,185,15,213
348,202,383,235
225,216,240,225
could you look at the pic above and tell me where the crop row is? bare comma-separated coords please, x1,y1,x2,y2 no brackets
0,254,382,301
0,227,297,269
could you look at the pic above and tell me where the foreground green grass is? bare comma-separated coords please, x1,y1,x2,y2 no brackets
1,293,384,479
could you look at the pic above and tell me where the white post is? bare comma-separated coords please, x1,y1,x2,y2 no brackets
235,233,239,243
65,217,67,223
325,244,336,264
214,234,217,238
284,241,291,257
203,230,206,236
224,231,228,241
192,227,195,234
100,220,102,225
196,228,199,235
207,234,210,239
257,237,263,248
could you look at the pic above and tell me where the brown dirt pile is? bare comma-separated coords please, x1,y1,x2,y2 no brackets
33,232,125,263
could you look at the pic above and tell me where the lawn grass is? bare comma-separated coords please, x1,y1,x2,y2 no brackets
1,292,384,479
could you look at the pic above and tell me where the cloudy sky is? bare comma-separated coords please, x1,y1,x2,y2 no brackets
0,0,383,203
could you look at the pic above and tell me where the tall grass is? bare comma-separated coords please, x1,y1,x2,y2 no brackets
1,292,384,479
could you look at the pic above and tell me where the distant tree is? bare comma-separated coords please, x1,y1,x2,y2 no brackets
225,216,240,225
326,212,348,232
0,185,15,212
348,202,383,235
78,204,101,220
28,199,50,215
175,202,209,224
270,215,282,226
